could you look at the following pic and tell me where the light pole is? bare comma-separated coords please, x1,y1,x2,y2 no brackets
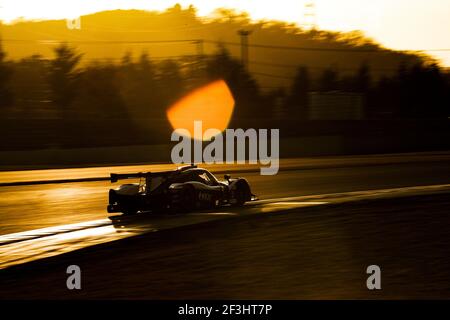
238,29,252,70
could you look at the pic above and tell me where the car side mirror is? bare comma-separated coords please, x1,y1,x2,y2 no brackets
224,174,231,182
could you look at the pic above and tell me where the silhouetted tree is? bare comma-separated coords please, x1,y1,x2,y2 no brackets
74,63,127,119
405,63,448,118
137,52,162,116
158,59,184,108
0,40,13,108
10,55,50,114
120,51,133,69
355,61,371,93
317,66,339,92
370,62,450,119
119,52,164,119
48,43,82,112
206,47,262,120
427,64,450,118
286,66,310,119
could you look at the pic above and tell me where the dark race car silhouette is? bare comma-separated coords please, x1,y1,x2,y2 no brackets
107,164,257,215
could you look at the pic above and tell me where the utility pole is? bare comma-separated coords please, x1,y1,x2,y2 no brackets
302,1,317,30
238,29,252,70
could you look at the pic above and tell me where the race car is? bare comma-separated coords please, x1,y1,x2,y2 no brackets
107,164,256,215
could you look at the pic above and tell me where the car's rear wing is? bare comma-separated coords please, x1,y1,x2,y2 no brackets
110,172,148,183
110,165,197,183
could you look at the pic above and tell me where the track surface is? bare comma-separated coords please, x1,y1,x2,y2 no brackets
1,184,448,270
0,153,450,298
1,192,450,299
0,154,449,235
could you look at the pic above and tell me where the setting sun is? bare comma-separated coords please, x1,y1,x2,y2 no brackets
166,79,235,141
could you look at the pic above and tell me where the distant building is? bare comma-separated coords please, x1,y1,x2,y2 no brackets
308,91,365,120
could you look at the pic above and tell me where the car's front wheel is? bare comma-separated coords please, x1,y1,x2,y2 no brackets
233,184,250,206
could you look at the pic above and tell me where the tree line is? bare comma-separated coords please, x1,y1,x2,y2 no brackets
0,43,449,124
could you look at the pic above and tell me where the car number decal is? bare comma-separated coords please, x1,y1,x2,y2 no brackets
198,192,212,201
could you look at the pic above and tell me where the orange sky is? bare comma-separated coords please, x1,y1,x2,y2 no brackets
1,0,449,66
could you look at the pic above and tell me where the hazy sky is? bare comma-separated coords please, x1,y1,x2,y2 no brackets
1,0,449,65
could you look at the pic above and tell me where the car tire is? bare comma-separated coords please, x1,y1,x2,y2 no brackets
233,184,249,206
122,208,137,215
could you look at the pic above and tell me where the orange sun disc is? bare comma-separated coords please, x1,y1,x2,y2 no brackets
166,79,235,141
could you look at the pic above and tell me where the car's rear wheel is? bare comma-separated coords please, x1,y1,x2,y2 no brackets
182,186,197,212
122,208,137,215
121,203,138,215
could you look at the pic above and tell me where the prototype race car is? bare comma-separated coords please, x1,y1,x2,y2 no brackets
107,165,256,215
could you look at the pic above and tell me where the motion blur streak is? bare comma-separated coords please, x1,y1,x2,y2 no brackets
2,184,450,270
260,201,327,213
0,200,324,269
166,79,235,140
0,219,111,245
0,225,135,269
1,154,450,237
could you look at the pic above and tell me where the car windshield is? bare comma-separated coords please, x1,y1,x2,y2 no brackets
195,170,218,185
198,172,212,185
